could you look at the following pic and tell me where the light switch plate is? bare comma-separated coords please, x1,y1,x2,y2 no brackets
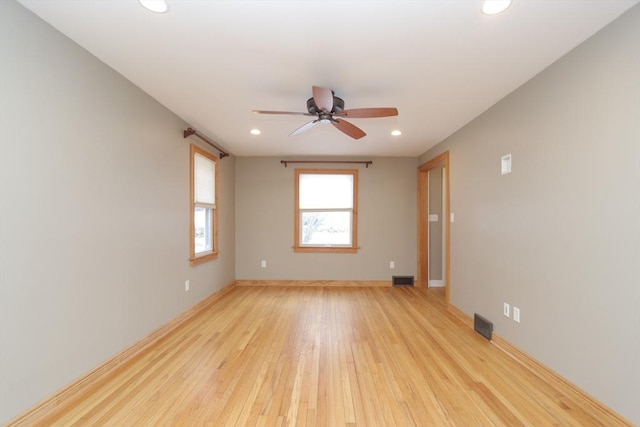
501,154,512,175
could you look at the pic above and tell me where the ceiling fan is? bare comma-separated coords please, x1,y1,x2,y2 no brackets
252,86,398,140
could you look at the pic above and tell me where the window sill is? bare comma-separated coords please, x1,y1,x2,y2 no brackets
293,246,358,254
190,251,219,266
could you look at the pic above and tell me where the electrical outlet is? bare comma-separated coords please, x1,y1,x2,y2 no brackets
513,307,520,323
390,261,395,269
185,280,190,292
261,260,267,268
503,303,510,317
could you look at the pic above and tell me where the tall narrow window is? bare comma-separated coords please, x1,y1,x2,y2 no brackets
190,144,218,265
294,169,358,253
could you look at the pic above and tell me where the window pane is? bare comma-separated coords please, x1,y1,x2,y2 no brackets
299,174,353,209
194,206,213,254
195,153,215,205
300,211,352,246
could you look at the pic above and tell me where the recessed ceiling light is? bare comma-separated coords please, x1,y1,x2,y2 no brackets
250,129,261,135
391,130,402,136
139,0,169,13
482,0,511,15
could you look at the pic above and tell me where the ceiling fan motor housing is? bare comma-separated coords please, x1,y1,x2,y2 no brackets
306,96,345,114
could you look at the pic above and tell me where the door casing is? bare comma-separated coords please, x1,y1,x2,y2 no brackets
417,151,451,304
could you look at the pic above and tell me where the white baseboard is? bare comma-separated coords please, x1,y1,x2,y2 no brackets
428,280,445,288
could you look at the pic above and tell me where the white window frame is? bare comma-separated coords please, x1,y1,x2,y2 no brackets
294,169,358,253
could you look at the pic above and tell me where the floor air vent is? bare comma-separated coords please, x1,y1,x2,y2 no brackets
474,313,493,341
392,276,414,287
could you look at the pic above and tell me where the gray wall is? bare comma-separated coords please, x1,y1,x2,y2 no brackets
419,5,640,424
0,2,235,423
235,157,418,280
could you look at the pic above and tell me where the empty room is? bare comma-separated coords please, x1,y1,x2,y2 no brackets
1,0,638,425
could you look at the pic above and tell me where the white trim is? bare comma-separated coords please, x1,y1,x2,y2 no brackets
429,280,445,288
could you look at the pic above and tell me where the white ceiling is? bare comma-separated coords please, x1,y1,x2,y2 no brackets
17,0,638,157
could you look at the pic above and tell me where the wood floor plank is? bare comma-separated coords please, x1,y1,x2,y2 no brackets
13,285,633,426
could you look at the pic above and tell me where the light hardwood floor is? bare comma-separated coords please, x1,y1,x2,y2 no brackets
16,286,631,426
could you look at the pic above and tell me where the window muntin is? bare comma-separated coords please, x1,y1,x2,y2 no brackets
295,169,358,253
190,145,218,264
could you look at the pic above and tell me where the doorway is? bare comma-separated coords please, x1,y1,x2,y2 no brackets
418,152,450,304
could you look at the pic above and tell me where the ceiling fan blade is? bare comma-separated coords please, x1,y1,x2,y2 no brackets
312,86,334,112
253,110,313,116
337,107,399,118
289,120,318,137
332,119,366,140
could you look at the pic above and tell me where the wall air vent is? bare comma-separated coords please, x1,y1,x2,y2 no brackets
392,276,414,287
474,313,493,340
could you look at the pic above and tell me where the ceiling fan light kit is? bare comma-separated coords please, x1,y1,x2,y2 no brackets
253,86,398,140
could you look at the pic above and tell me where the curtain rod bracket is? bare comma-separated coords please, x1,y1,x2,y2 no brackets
183,127,230,159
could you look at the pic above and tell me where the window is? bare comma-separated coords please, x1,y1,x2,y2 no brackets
294,169,358,253
190,144,218,265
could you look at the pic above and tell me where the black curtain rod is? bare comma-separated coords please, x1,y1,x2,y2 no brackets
183,127,230,159
280,160,372,168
